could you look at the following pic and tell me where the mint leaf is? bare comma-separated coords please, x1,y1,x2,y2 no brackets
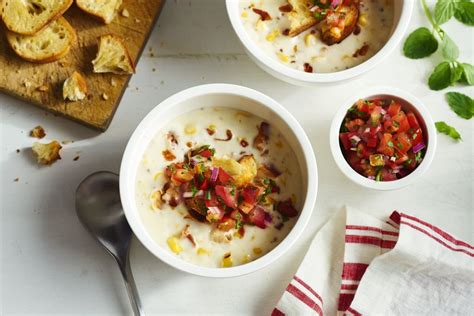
429,62,452,90
403,27,438,59
441,34,459,60
460,63,474,85
450,62,464,84
454,1,474,25
435,121,462,140
445,92,474,119
435,0,456,24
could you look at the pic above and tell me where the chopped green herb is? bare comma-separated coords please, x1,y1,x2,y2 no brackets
435,121,462,140
388,141,394,148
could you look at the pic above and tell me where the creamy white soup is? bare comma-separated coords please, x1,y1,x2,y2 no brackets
239,0,394,73
135,107,303,268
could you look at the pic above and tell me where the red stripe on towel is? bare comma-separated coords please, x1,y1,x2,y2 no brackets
338,293,355,311
345,235,397,249
286,283,323,316
341,284,359,290
389,211,401,225
341,263,369,280
346,225,399,236
402,214,474,250
293,275,323,304
401,221,474,257
271,308,285,316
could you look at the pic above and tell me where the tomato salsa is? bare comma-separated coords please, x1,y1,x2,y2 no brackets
339,98,426,181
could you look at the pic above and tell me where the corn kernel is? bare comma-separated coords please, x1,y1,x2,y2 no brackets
222,253,233,267
167,237,182,254
242,254,251,264
359,14,367,27
197,248,209,255
277,52,290,62
266,29,280,42
241,11,248,18
253,247,262,255
256,19,267,31
184,123,196,135
153,172,162,181
305,34,316,46
150,190,163,211
208,124,216,132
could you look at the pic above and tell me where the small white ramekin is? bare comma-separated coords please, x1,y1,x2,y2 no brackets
226,1,413,86
120,84,318,277
329,87,437,191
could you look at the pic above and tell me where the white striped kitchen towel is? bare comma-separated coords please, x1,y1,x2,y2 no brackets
272,207,474,316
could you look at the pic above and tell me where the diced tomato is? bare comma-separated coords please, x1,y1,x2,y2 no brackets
387,102,401,117
381,169,397,181
383,119,399,133
199,178,209,190
248,206,268,229
340,132,356,150
215,185,237,208
406,112,420,129
409,128,423,146
276,199,298,217
404,152,418,170
347,152,362,172
366,137,378,148
205,192,219,208
394,132,412,153
199,149,213,158
377,133,394,156
206,206,224,222
369,106,382,126
242,186,258,203
345,119,365,132
217,168,232,184
393,111,410,133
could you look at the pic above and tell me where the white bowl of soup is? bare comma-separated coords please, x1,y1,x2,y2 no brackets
120,84,318,277
226,0,413,85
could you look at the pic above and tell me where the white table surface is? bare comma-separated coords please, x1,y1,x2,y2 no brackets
1,1,473,315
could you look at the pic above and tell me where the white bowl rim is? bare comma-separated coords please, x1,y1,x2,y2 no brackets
120,83,318,277
329,86,437,191
226,0,414,83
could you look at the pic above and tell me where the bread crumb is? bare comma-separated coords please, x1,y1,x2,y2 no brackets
30,125,46,139
73,156,80,161
110,78,117,87
23,80,31,88
62,140,74,145
121,8,130,17
102,93,109,100
135,18,140,23
16,149,20,153
152,68,156,72
14,178,19,182
32,141,62,165
36,85,49,92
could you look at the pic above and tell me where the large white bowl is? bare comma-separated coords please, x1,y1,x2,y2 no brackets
329,87,437,190
120,84,318,277
226,1,414,86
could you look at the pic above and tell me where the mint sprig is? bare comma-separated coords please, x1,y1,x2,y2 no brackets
435,121,462,140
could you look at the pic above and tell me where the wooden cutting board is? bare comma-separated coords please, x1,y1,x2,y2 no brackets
0,0,164,131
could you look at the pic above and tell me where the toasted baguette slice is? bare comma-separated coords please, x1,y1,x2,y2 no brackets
320,2,359,45
287,0,319,37
1,0,73,35
63,71,88,101
76,0,122,24
92,34,135,74
6,17,76,63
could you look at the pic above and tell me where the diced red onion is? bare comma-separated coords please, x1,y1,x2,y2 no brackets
207,206,221,215
350,135,361,144
380,108,387,115
412,142,426,153
183,190,203,198
210,167,219,182
331,0,342,7
264,212,273,226
368,176,375,180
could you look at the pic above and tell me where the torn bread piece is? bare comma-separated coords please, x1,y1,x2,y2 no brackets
92,34,135,74
63,71,88,101
287,0,319,37
32,141,62,165
1,0,73,35
30,126,46,139
6,17,76,63
76,0,123,24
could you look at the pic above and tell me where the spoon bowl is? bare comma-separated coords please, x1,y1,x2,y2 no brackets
76,171,143,316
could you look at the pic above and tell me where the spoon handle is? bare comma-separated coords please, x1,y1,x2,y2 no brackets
119,254,144,316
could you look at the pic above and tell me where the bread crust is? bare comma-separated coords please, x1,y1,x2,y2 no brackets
76,0,122,24
1,0,73,35
93,34,135,74
6,17,77,63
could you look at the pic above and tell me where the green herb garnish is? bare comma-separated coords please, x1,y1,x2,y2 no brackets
445,91,474,119
435,121,462,140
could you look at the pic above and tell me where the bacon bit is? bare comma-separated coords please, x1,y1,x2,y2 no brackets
215,129,233,141
186,141,193,148
353,44,369,57
261,149,269,156
253,122,269,152
240,139,249,147
206,128,215,135
252,8,271,21
303,63,313,73
258,164,281,178
167,132,178,145
354,24,361,35
162,149,176,161
181,225,196,247
282,28,290,36
279,4,292,12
